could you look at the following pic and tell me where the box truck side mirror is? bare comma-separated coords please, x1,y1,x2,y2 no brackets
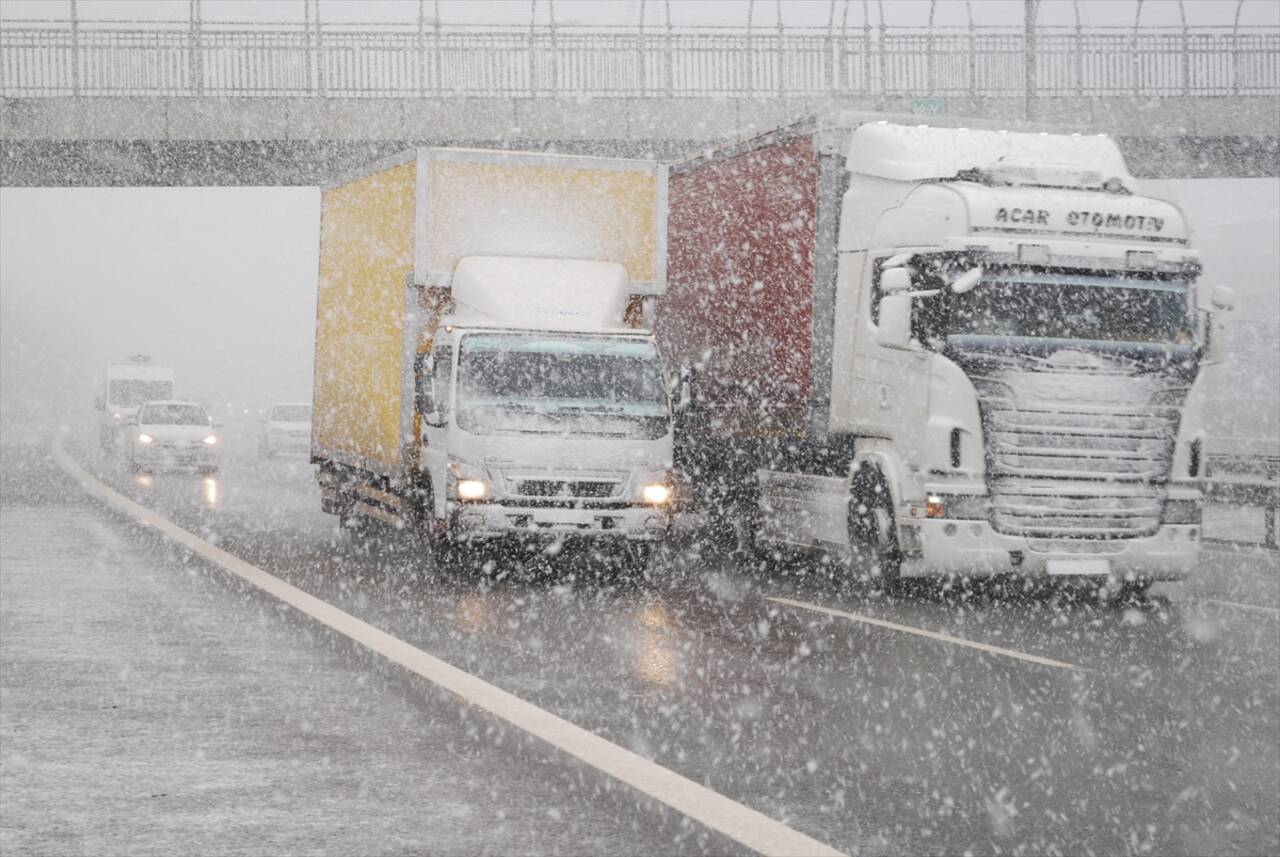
878,294,913,349
1210,285,1236,311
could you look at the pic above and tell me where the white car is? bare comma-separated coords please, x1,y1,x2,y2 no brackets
259,402,312,458
129,400,221,474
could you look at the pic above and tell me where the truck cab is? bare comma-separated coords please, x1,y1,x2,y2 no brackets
96,355,176,451
416,257,674,547
811,123,1218,586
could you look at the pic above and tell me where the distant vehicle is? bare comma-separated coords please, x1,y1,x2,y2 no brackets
95,355,175,450
128,400,220,474
311,148,674,565
259,402,312,458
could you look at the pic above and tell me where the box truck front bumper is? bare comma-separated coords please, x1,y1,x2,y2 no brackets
451,502,671,542
903,519,1200,582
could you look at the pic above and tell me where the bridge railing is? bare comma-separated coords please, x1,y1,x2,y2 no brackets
2,21,1278,99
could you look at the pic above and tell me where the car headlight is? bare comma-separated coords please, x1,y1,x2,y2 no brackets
203,435,217,445
112,412,124,420
137,433,153,444
641,483,673,505
1164,499,1202,525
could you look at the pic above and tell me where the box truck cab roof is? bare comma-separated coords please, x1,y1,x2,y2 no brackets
447,256,636,331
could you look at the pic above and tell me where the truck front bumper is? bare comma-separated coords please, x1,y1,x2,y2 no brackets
451,502,671,542
903,519,1200,582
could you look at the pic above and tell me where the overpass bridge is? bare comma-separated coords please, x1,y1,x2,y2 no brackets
2,6,1278,185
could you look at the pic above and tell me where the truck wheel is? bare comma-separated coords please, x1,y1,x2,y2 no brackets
848,469,901,592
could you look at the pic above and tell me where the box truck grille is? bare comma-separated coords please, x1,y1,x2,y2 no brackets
959,347,1187,543
516,480,620,499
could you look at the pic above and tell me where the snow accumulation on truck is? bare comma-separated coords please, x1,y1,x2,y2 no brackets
312,148,674,562
660,116,1232,591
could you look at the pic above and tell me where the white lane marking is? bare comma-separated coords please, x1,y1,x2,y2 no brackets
1202,598,1280,616
54,439,842,857
767,596,1086,673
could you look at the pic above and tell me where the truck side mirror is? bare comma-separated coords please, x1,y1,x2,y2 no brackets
673,365,695,413
1200,308,1230,365
880,267,912,295
1210,285,1236,311
877,294,913,349
415,354,444,427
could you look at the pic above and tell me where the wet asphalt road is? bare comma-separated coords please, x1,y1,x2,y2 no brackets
54,433,1280,855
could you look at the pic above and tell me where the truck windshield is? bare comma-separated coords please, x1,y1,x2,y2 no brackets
456,333,669,438
140,404,210,426
919,271,1194,350
109,379,174,406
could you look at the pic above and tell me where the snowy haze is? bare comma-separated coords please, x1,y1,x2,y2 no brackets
1,179,1275,444
0,187,320,421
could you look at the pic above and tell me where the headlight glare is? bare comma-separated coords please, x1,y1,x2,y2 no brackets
137,433,153,444
203,435,217,445
642,483,673,505
456,479,490,501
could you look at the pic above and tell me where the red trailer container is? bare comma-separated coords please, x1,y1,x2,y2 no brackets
658,123,846,445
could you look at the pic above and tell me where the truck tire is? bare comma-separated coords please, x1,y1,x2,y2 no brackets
848,468,901,592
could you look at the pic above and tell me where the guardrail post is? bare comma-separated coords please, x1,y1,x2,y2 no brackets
1024,0,1038,120
314,0,326,97
189,0,203,97
69,0,81,97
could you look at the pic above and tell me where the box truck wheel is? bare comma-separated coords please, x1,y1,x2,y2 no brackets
849,468,901,592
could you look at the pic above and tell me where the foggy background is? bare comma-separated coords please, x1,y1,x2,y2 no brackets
1,178,1276,443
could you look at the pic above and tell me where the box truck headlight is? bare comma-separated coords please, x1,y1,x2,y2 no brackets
449,460,492,502
642,483,673,506
203,435,217,446
137,433,153,444
456,479,490,501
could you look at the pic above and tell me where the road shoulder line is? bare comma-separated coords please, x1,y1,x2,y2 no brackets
52,438,842,857
1202,598,1280,616
767,596,1086,673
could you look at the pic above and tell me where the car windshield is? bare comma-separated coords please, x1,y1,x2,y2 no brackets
916,270,1195,350
108,379,174,406
271,405,312,422
140,404,210,426
456,333,668,438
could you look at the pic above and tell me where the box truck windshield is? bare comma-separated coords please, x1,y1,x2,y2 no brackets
455,334,668,438
109,379,174,406
918,271,1195,350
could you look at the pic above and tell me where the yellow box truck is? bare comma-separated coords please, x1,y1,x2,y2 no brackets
313,149,673,563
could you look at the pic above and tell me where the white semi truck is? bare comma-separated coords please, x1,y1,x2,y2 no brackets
95,355,176,450
312,149,674,563
661,118,1230,591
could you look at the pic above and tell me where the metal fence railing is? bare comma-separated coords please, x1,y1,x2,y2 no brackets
2,21,1278,99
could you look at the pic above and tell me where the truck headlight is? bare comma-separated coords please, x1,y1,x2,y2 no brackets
1164,499,1202,525
456,479,490,501
203,435,217,445
137,433,153,444
641,483,673,505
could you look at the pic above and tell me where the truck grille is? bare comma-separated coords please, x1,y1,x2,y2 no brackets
960,347,1188,542
516,479,620,499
